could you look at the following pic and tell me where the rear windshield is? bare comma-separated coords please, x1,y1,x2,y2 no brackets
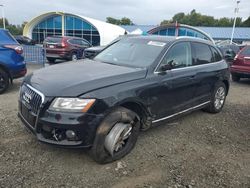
0,30,17,44
44,37,62,43
240,46,250,56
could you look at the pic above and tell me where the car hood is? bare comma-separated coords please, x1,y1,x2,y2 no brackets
24,60,147,97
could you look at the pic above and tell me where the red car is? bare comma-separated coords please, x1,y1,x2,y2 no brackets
231,45,250,82
44,36,91,63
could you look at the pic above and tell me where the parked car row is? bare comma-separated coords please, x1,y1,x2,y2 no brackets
44,36,91,63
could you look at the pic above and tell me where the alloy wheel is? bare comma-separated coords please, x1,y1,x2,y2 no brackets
214,86,225,110
72,54,78,61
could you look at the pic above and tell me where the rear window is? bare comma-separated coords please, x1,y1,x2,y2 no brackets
240,47,250,56
192,42,213,65
44,37,62,43
0,30,17,44
210,47,222,62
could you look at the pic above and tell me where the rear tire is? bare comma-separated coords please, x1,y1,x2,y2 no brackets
0,69,10,94
231,74,240,82
71,53,78,61
90,107,140,164
47,57,56,63
203,82,226,114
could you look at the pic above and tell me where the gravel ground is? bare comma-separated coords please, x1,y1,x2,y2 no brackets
0,65,249,188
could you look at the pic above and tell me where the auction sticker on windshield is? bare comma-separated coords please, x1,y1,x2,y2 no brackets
147,41,166,47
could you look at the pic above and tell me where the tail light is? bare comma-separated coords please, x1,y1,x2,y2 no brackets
61,41,67,48
4,45,23,54
234,54,238,61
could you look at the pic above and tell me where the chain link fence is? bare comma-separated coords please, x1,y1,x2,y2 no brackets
22,45,46,66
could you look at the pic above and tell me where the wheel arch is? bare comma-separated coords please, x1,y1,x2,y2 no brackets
116,99,152,130
222,79,229,95
0,63,12,82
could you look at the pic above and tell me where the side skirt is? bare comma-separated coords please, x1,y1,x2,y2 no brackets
152,101,211,124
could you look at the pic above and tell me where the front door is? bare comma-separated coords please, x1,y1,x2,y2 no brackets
150,41,197,121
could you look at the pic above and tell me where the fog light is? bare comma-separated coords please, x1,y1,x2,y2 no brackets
65,130,76,139
42,125,52,132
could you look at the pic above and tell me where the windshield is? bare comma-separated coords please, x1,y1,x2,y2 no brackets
94,38,166,68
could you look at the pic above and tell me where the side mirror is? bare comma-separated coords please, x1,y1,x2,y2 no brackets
160,64,172,72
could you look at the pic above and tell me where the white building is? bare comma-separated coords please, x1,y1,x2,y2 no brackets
23,12,126,46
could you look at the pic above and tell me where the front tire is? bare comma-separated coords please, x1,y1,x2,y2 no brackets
71,53,78,61
0,69,10,94
90,107,140,164
47,57,56,63
204,82,227,113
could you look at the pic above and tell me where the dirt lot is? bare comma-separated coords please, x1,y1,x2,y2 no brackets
0,65,249,188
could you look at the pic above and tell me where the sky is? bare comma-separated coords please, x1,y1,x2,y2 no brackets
0,0,250,25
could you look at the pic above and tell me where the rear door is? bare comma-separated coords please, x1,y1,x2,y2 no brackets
191,42,224,104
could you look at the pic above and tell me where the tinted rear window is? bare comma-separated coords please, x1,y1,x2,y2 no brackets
0,30,17,44
211,47,222,62
192,42,213,65
240,47,250,56
45,37,62,43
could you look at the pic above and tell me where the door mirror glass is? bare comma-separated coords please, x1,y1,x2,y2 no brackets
160,61,173,71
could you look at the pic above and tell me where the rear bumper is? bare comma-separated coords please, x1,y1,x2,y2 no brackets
12,68,27,79
231,66,250,78
11,61,27,79
46,52,71,59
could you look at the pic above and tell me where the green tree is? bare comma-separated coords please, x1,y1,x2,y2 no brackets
160,20,171,26
106,17,134,25
172,12,185,23
0,18,9,28
120,17,133,25
242,16,250,27
106,17,121,25
160,10,246,27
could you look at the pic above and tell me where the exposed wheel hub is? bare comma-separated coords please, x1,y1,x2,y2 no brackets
104,122,133,156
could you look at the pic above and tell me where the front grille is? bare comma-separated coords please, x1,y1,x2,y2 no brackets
20,84,43,115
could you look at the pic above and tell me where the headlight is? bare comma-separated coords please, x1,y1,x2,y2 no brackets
49,98,95,112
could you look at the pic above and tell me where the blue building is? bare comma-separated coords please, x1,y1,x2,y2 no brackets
122,24,250,44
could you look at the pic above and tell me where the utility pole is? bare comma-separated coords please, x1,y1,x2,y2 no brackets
230,0,240,44
0,4,5,29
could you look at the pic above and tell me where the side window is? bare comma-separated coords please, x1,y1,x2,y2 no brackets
211,46,222,62
68,39,76,45
240,47,250,56
192,42,213,65
74,39,81,45
160,42,192,69
81,39,90,46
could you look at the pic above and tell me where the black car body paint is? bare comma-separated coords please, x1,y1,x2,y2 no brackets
18,36,230,148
